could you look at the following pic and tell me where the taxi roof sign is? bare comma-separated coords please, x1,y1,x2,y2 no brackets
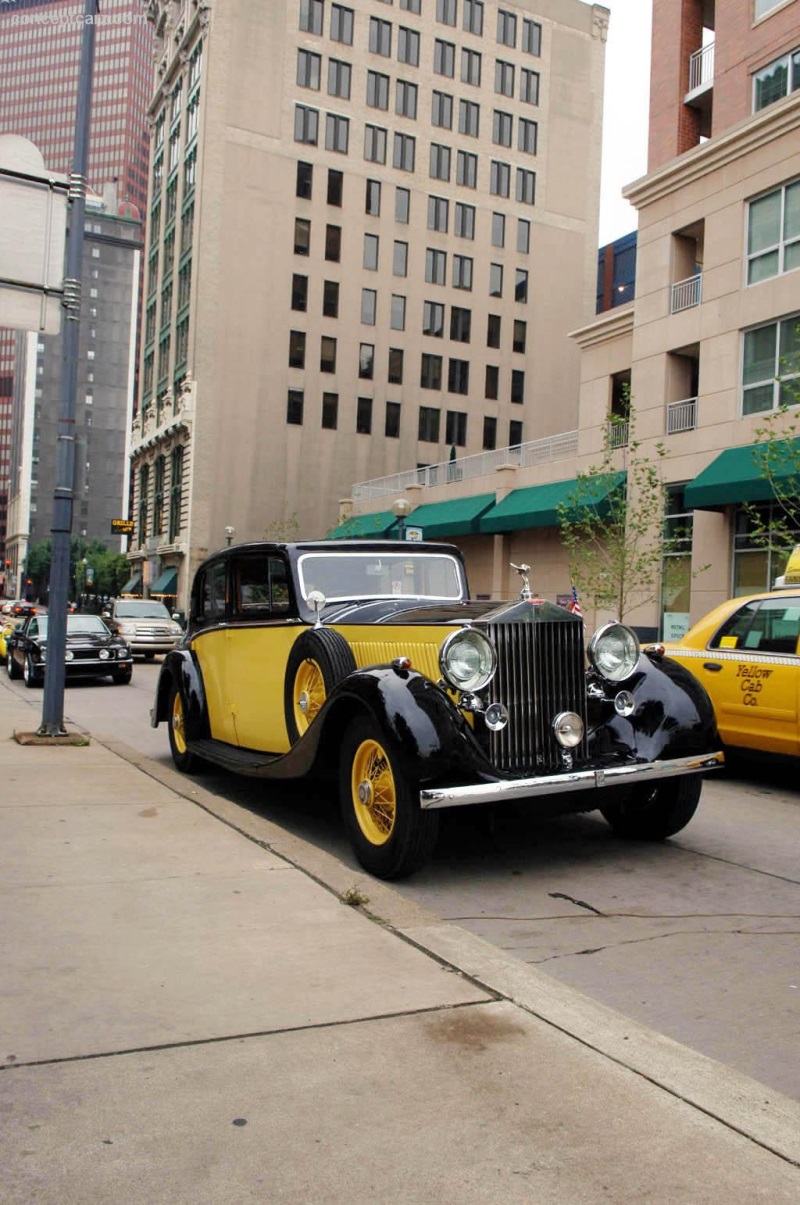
773,544,800,589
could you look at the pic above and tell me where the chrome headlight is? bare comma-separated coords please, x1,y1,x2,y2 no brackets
439,629,497,693
99,648,110,660
587,622,640,683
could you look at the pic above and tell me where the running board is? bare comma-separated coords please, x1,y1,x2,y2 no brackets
188,739,281,775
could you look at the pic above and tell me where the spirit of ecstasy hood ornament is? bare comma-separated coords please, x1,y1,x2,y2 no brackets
510,562,532,601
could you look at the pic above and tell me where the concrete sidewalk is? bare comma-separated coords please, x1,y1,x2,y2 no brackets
1,680,799,1203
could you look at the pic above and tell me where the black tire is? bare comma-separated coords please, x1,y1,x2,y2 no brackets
338,714,439,880
7,651,22,680
23,654,41,689
600,775,702,840
284,627,356,743
112,667,132,685
167,681,203,773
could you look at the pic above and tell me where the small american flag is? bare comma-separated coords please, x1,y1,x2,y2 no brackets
568,584,582,616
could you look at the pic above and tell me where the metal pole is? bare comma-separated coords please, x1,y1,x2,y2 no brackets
39,0,98,735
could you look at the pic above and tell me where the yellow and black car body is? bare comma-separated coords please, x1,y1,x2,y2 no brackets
152,541,723,879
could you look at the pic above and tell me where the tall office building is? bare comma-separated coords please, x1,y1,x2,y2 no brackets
0,0,152,579
129,0,608,605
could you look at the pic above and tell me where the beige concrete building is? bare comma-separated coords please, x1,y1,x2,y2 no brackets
346,0,800,639
129,0,609,605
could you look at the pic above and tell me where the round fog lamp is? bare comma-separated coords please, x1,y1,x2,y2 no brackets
64,649,73,661
484,702,509,732
553,711,584,749
614,690,635,717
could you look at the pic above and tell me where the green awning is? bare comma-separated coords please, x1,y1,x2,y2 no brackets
120,573,142,595
405,493,496,539
479,472,626,534
150,568,178,596
683,439,800,510
328,510,399,539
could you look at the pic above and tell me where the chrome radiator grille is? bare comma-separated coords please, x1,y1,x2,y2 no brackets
484,619,588,773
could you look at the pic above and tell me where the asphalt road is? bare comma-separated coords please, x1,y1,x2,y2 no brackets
10,659,800,1103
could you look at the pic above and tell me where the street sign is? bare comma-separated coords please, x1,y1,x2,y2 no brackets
111,519,135,534
405,526,423,542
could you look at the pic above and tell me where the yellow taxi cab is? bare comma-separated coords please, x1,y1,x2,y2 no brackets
665,555,800,758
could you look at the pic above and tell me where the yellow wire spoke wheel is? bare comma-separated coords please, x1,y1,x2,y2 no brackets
171,689,188,755
293,658,326,735
351,738,397,846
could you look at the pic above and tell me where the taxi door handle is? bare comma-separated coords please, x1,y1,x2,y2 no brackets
702,661,723,672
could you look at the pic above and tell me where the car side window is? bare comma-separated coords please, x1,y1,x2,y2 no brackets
27,619,38,638
711,598,800,654
233,554,293,619
193,560,228,625
710,602,760,650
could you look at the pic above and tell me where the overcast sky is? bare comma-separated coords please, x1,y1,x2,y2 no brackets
598,0,653,245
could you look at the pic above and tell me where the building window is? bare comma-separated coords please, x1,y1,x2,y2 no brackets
385,400,401,437
497,9,516,46
430,143,451,181
450,306,471,342
754,49,800,111
747,180,800,284
495,60,514,96
463,0,484,34
485,365,499,399
731,502,799,595
297,49,321,90
418,404,441,439
520,68,540,104
420,357,443,392
491,212,505,247
398,26,421,65
299,0,323,35
325,224,341,261
437,0,457,25
459,99,480,136
323,280,340,317
448,359,469,395
294,104,319,144
742,314,800,414
370,17,392,56
291,274,308,311
396,79,418,118
359,343,375,379
365,180,382,217
320,336,337,373
393,133,416,171
509,419,523,446
462,47,482,86
456,151,478,188
401,0,421,11
432,90,454,128
289,330,306,368
365,124,388,163
327,169,343,205
434,39,455,77
396,187,411,223
446,411,467,448
389,348,404,384
361,289,377,325
517,218,531,253
511,369,525,403
328,58,352,99
455,202,475,239
453,255,473,290
322,392,339,429
755,0,786,15
296,161,313,198
428,195,449,232
516,168,536,205
294,217,311,255
169,446,184,542
487,313,501,347
493,109,512,146
287,389,304,425
391,294,406,330
513,319,527,353
390,240,407,277
483,415,497,450
153,456,165,535
518,117,538,154
423,300,445,336
515,268,529,302
425,248,447,285
364,233,380,270
331,4,354,44
325,114,349,153
522,18,541,56
490,160,510,196
357,397,373,434
367,70,390,109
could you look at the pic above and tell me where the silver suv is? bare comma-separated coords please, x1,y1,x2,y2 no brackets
104,599,183,659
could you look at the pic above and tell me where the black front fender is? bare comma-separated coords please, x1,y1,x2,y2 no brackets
152,648,210,742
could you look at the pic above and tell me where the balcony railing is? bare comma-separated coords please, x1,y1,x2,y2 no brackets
671,273,702,313
666,397,697,434
351,430,579,502
607,420,629,449
688,40,715,93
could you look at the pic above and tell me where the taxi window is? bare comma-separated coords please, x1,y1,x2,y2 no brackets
711,598,800,654
194,560,228,623
233,554,292,619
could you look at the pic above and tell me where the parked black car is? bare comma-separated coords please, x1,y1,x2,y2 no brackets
6,614,133,687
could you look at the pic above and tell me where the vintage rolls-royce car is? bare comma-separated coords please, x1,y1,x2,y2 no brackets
152,541,723,879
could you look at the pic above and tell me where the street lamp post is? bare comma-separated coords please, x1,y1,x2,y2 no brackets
392,498,411,541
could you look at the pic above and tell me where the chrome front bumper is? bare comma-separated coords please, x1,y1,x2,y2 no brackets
419,751,725,810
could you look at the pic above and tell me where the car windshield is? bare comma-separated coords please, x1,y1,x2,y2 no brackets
297,552,465,602
36,616,109,636
115,601,172,619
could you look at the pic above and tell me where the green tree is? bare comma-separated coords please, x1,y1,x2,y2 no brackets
25,540,52,597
